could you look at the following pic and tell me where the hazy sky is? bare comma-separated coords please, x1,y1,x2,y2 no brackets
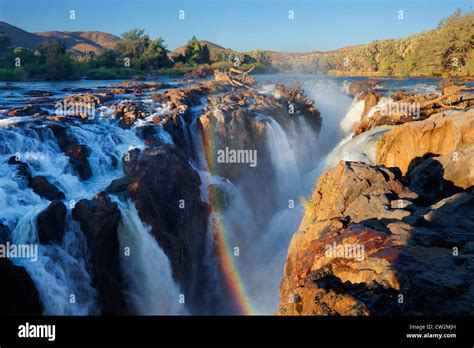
0,0,471,52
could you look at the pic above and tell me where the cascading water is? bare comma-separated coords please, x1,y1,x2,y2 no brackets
264,117,301,200
115,199,186,315
0,116,145,315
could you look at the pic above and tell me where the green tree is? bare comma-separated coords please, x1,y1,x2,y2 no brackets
184,36,203,65
38,40,77,80
142,37,171,69
201,44,211,64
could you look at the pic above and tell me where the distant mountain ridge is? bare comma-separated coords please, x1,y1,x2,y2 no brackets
0,21,119,56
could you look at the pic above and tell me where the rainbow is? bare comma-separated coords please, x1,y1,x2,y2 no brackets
203,129,254,315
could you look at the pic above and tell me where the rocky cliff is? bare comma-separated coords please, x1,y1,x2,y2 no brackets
278,90,474,315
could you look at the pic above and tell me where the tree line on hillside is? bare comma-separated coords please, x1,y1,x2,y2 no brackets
275,10,473,77
0,29,272,81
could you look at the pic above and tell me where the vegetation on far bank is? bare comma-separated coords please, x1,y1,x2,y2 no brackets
0,29,273,81
276,10,473,77
0,10,471,81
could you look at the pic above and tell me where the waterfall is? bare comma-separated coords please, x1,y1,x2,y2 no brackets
264,118,301,199
323,125,393,171
0,117,144,315
115,199,186,315
10,208,98,315
340,93,365,136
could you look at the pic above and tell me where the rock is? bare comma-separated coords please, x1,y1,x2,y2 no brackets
0,258,43,315
184,66,212,78
376,109,474,175
49,124,93,180
113,81,171,93
72,192,127,315
26,90,53,97
37,200,67,244
106,145,210,313
347,79,379,96
278,160,474,316
28,176,65,201
302,161,417,224
7,155,32,182
151,81,221,120
0,221,10,244
113,101,148,129
66,144,93,180
7,105,45,117
407,149,474,205
354,88,474,135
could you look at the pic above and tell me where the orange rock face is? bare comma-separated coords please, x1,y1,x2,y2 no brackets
376,109,474,175
278,159,474,316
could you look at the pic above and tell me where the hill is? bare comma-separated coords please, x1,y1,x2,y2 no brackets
36,31,119,56
0,21,43,50
172,40,225,56
0,21,119,56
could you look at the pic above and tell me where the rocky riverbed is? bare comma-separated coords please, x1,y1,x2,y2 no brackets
0,74,472,316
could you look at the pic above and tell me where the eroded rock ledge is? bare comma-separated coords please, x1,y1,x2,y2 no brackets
278,91,474,315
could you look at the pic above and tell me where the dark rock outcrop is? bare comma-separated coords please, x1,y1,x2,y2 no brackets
7,155,32,182
37,200,67,244
49,124,93,180
28,176,65,201
107,145,210,313
72,192,127,315
7,104,45,117
0,258,43,315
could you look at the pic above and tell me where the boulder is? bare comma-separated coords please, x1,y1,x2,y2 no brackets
49,124,93,180
65,144,92,180
7,155,32,182
26,90,53,97
7,104,45,117
72,192,127,315
37,200,67,244
28,176,65,201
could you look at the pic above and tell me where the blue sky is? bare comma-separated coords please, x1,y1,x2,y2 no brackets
0,0,471,52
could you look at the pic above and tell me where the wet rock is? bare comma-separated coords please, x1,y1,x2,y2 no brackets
106,145,210,313
0,221,10,244
7,155,32,182
28,176,65,201
0,258,43,315
66,144,93,180
113,101,147,129
49,124,93,181
26,90,53,97
7,105,45,117
72,192,127,315
37,200,67,244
